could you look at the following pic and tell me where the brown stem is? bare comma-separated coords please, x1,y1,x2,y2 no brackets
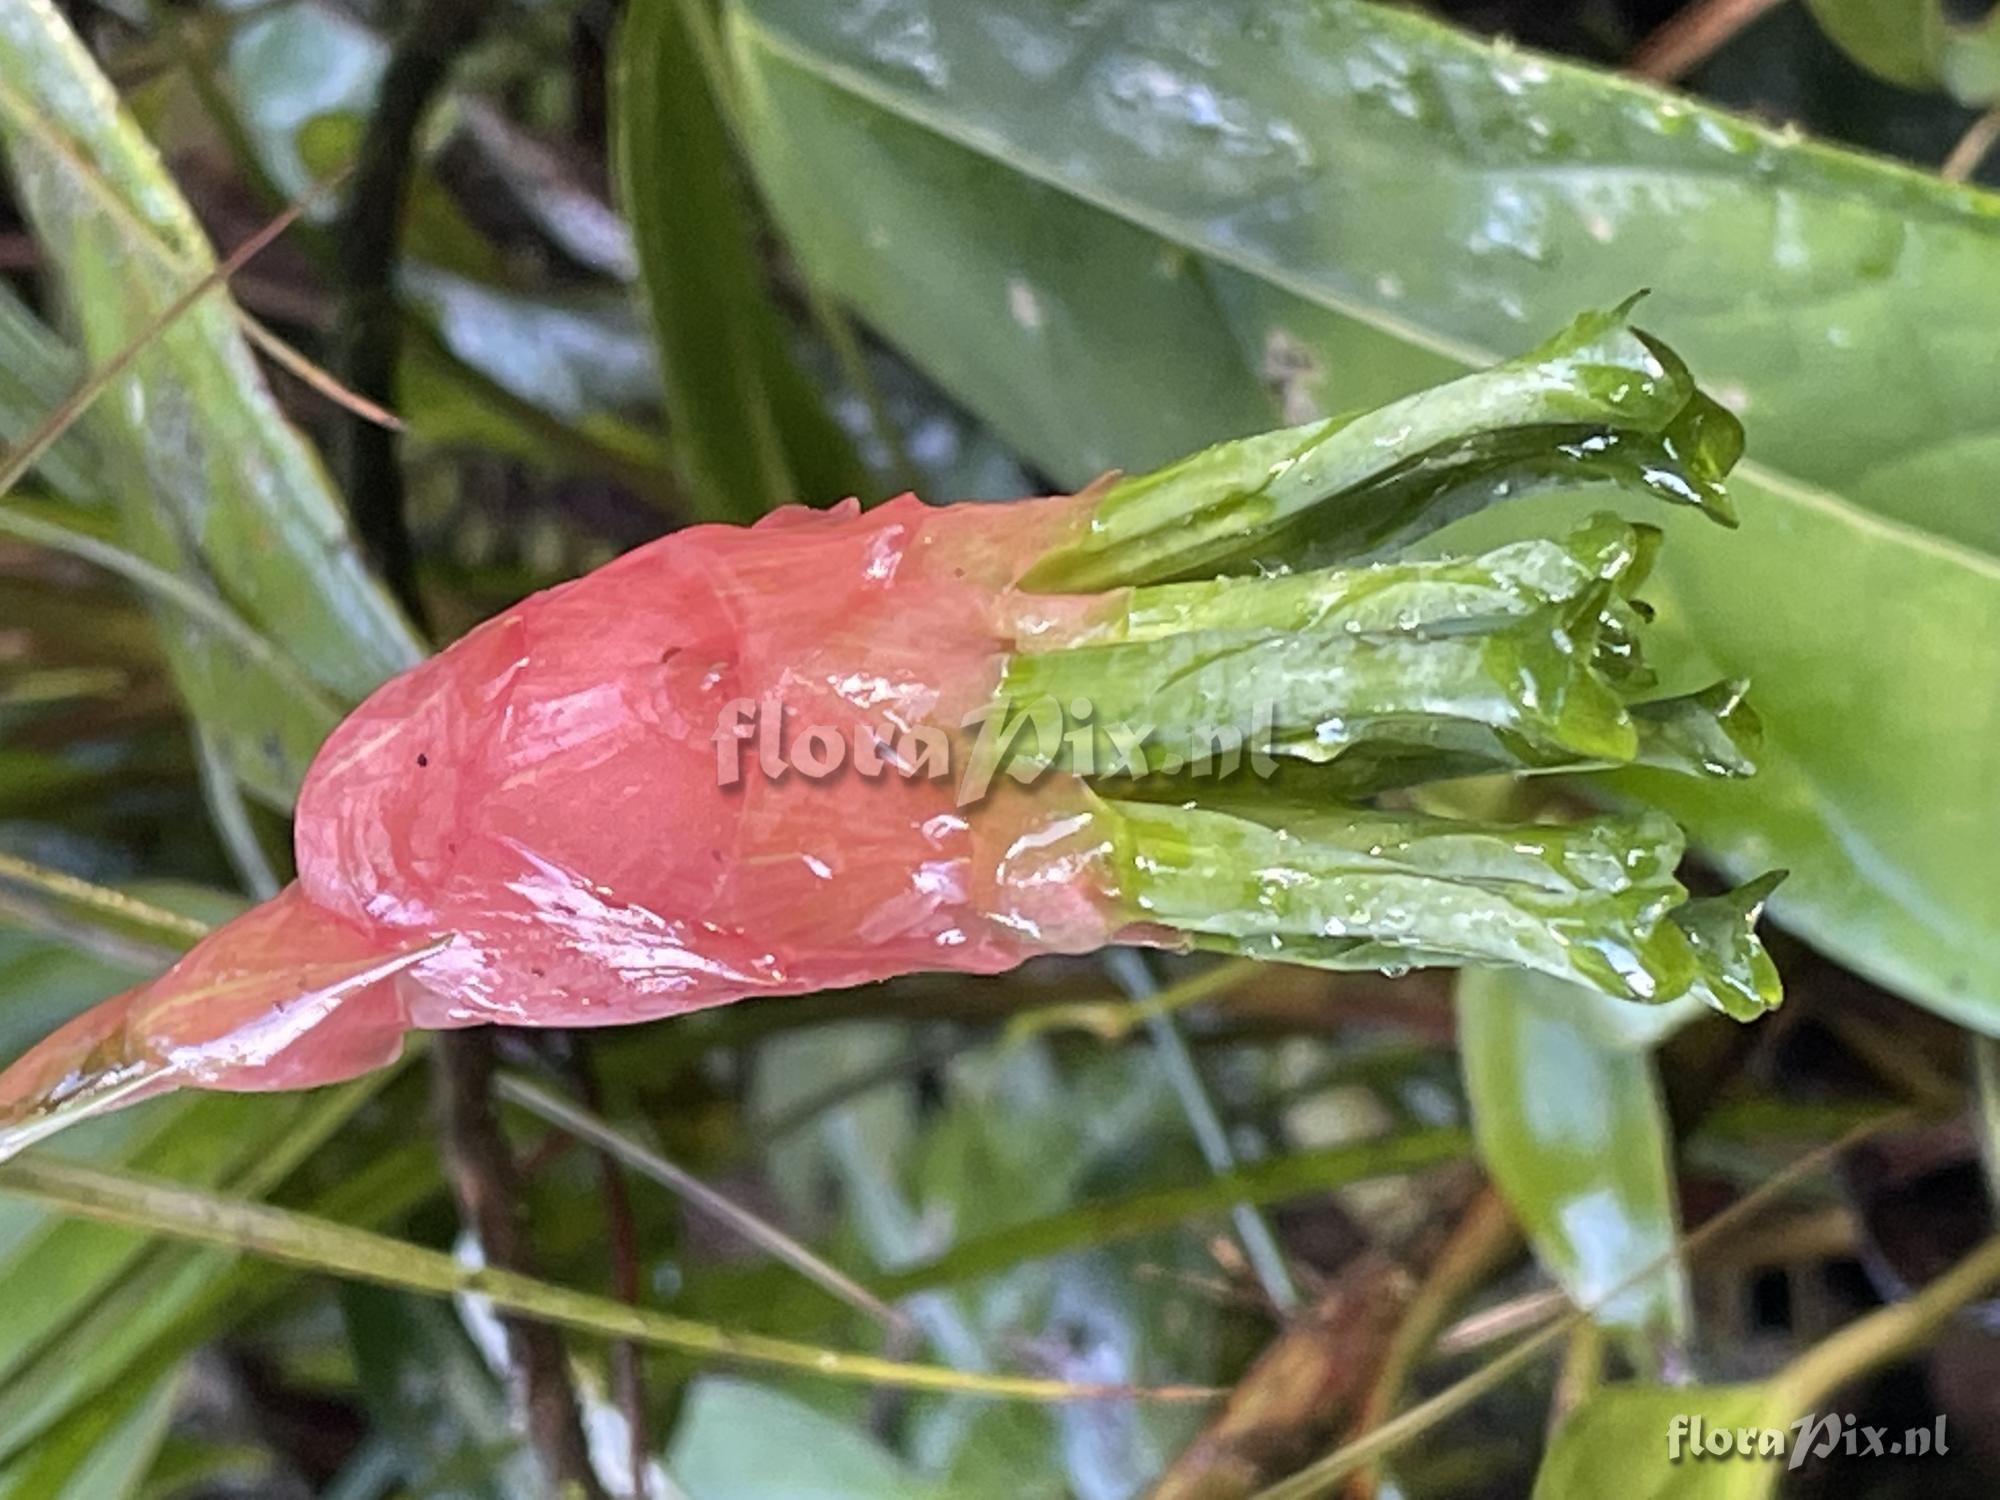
1147,1250,1414,1500
434,1030,607,1500
1147,1168,1489,1500
568,1048,651,1500
332,0,493,627
1944,107,2000,183
1341,1187,1521,1500
1629,0,1788,82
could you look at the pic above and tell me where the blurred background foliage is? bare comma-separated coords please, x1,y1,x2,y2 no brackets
1,0,1999,1495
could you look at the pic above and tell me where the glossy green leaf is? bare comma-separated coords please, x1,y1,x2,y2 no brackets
0,0,423,806
670,1378,945,1500
1803,0,2000,104
614,0,868,521
1458,968,1688,1351
1533,1383,1785,1500
727,0,2000,1028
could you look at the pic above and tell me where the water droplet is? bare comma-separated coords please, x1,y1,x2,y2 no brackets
1694,115,1750,156
1468,183,1549,265
1007,277,1046,332
840,0,948,89
1341,40,1430,123
1091,54,1316,192
977,12,1077,82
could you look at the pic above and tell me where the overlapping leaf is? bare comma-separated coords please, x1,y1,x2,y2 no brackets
614,0,868,521
1458,968,1689,1352
1804,0,2000,104
0,0,423,804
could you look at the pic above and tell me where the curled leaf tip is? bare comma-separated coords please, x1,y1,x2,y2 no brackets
1028,303,1747,592
1673,871,1788,1020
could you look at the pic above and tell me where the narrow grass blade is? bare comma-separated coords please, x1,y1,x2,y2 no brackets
0,1154,1220,1404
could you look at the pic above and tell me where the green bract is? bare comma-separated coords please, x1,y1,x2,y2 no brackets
1020,301,1740,591
992,305,1782,1021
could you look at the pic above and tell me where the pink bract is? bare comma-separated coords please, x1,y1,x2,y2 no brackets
0,492,1130,1114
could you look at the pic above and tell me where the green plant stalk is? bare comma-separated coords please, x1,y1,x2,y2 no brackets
1771,1227,2000,1414
1248,1113,1911,1500
493,1074,911,1335
0,852,214,947
0,1155,1219,1404
1107,948,1302,1313
872,1126,1469,1297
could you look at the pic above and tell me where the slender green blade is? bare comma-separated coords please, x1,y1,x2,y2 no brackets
614,0,868,522
0,1369,178,1500
0,1153,1216,1403
0,0,423,805
0,286,105,502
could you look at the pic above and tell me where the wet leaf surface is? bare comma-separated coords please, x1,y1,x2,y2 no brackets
1458,968,1689,1350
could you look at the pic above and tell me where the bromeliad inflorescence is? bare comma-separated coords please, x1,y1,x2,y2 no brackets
0,302,1782,1155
